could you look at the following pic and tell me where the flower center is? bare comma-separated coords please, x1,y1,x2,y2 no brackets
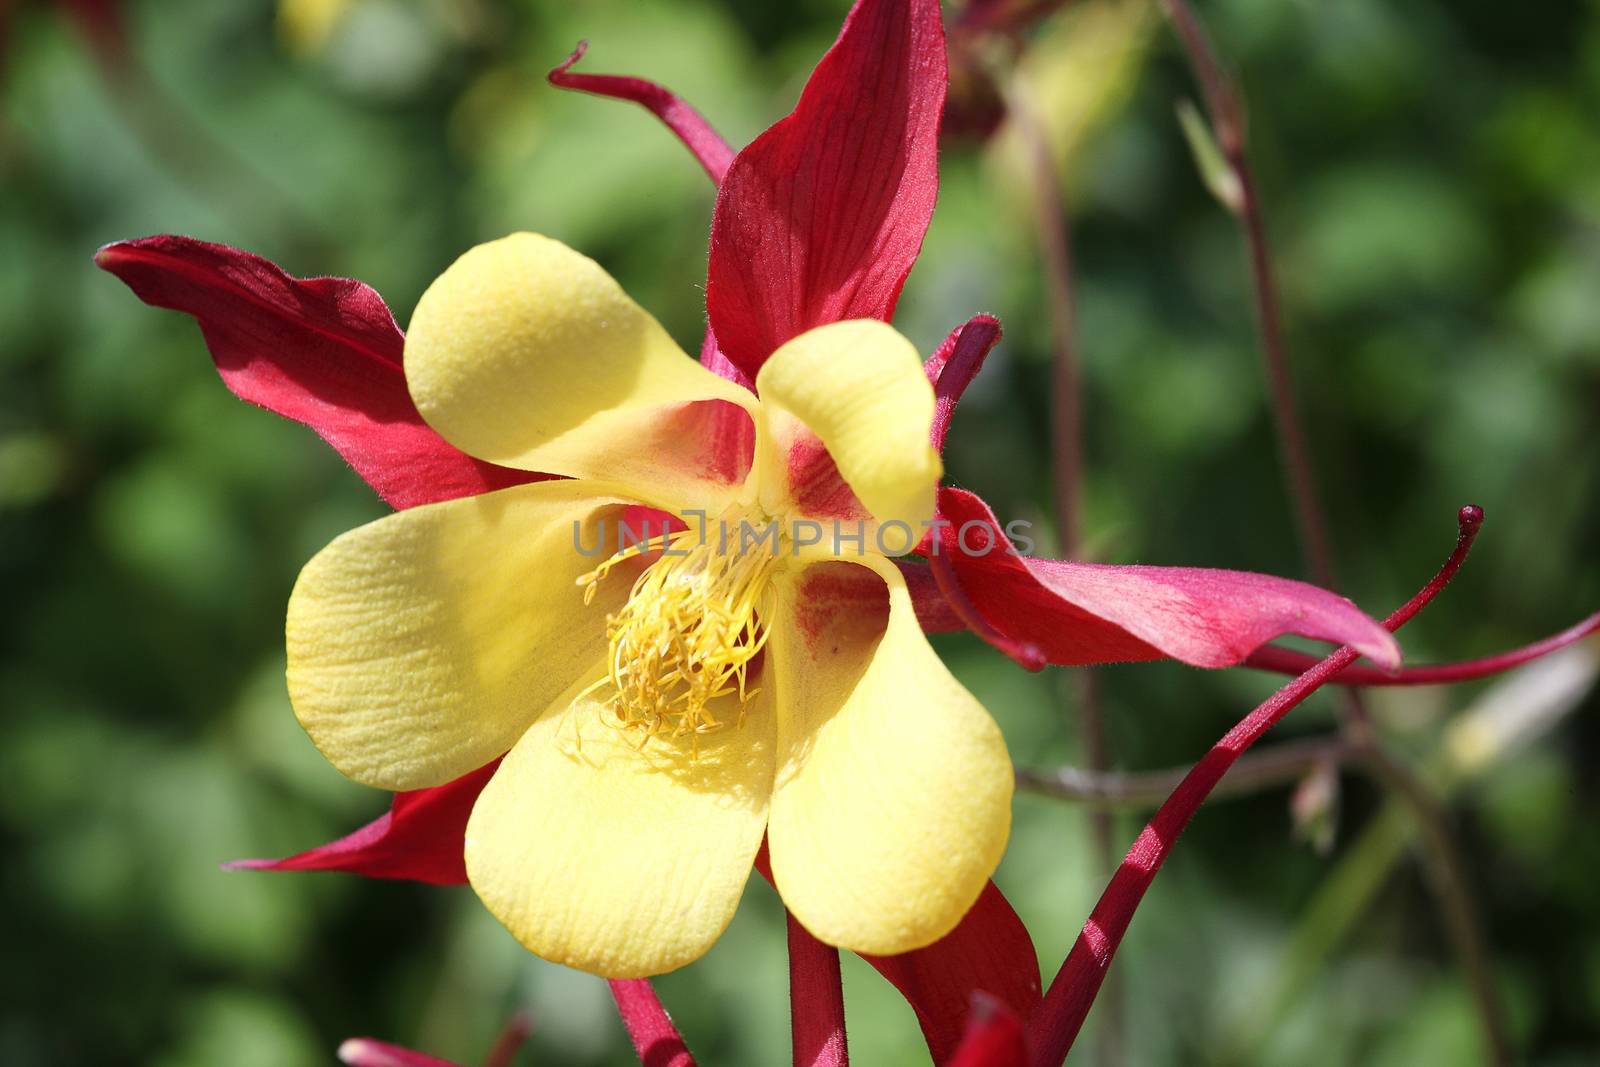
576,511,782,747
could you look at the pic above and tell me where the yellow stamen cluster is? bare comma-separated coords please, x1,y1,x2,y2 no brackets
577,519,780,749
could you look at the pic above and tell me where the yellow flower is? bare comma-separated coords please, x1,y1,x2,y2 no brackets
285,233,1013,977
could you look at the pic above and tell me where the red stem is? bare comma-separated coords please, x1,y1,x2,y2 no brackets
788,914,850,1067
609,980,696,1067
1024,507,1484,1064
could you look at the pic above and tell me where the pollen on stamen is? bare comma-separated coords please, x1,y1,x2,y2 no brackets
574,516,780,753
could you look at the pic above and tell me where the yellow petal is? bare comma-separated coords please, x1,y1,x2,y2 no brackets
287,479,641,791
754,320,941,542
765,558,1013,955
466,677,775,978
406,233,757,509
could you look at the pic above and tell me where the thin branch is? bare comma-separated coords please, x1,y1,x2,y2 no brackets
1017,735,1360,808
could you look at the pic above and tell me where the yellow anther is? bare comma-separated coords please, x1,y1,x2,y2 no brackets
577,514,781,749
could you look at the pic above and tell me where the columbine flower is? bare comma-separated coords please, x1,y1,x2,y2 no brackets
277,230,1013,977
98,0,1405,1028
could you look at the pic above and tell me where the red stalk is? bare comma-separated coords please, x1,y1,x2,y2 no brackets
788,914,850,1067
1024,506,1484,1064
608,980,696,1067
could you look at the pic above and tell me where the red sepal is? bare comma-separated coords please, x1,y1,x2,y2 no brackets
226,762,498,885
1245,608,1600,685
1026,508,1484,1064
938,487,1400,670
706,0,946,377
945,994,1028,1067
861,882,1042,1064
96,236,541,511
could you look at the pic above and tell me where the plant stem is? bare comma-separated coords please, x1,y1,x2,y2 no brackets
1016,734,1360,808
608,980,696,1067
787,914,849,1067
1158,3,1509,1059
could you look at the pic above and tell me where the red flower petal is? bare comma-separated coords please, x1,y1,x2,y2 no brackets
945,994,1028,1067
226,762,498,886
95,236,541,510
860,882,1042,1064
548,42,735,185
706,0,946,377
938,487,1401,670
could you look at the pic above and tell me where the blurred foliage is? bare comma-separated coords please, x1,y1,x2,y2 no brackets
2,0,1599,1063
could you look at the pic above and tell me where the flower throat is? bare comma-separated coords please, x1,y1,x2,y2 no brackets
576,516,781,747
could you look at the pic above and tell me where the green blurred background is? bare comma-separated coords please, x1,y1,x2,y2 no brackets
3,0,1599,1063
